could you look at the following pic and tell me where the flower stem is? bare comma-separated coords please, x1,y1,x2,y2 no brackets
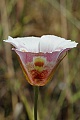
34,86,39,120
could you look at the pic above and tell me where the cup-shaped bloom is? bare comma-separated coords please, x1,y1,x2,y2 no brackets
4,35,78,86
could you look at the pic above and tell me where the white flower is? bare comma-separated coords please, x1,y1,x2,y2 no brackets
3,35,78,86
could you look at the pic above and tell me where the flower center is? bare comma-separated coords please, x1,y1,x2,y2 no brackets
33,57,46,72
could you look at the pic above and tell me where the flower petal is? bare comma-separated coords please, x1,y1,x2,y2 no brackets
3,35,78,86
3,36,18,48
40,35,78,53
13,49,61,86
4,35,78,53
4,36,40,53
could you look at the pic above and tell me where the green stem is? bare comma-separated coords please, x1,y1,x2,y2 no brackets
34,86,39,120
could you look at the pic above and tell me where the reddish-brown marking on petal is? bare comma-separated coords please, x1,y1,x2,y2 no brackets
30,69,48,83
39,70,48,79
34,62,44,67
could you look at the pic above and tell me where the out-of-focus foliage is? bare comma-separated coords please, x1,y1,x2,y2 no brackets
0,0,80,120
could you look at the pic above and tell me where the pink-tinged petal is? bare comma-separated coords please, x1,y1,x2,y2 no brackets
57,48,69,60
13,49,62,86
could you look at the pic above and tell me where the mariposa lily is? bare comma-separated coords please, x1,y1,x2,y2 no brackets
4,35,78,86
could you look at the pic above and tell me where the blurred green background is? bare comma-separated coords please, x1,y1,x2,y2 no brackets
0,0,80,120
